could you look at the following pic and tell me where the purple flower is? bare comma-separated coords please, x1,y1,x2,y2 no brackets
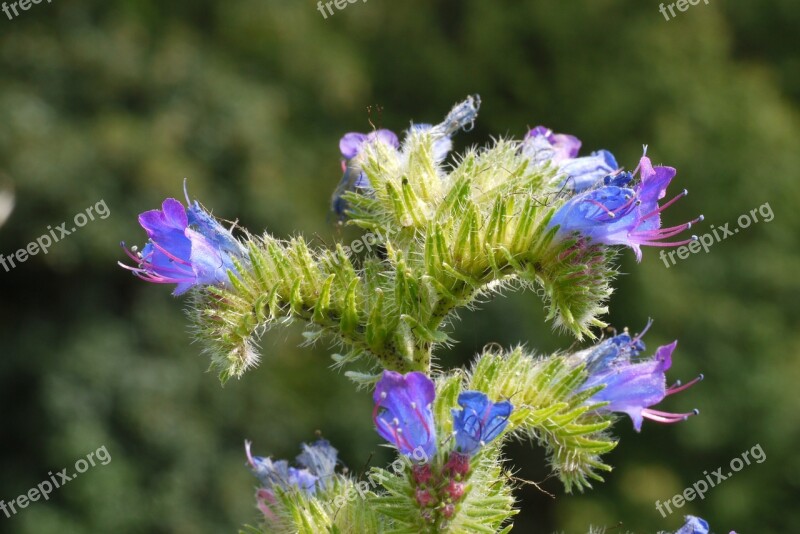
120,195,245,295
409,123,453,163
295,439,338,489
522,126,619,191
548,154,703,260
558,149,619,192
373,371,437,460
245,439,338,496
245,441,319,495
339,129,400,160
578,327,703,432
675,515,710,534
331,97,480,220
451,391,513,456
524,125,582,162
330,129,400,218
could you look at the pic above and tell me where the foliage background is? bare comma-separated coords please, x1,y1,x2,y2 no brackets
0,1,798,532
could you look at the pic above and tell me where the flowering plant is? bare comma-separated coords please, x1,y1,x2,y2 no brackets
120,97,732,533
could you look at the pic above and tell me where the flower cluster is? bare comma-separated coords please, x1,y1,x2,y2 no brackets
330,95,479,219
373,371,513,461
673,514,736,534
118,97,721,533
373,371,512,521
245,439,338,521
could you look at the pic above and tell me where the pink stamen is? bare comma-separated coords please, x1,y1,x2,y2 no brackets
413,405,432,442
666,374,704,396
633,216,705,240
630,319,653,347
609,192,638,217
642,407,699,423
118,259,193,280
120,242,143,263
636,189,688,225
585,199,617,219
634,236,699,247
390,422,414,452
152,241,192,265
244,440,257,468
117,261,145,274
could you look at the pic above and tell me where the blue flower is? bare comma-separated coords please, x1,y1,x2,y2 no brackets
548,154,703,260
675,515,710,534
330,96,480,220
339,129,400,161
408,123,453,163
330,129,400,219
523,126,582,163
373,371,437,460
558,149,619,192
120,195,245,295
245,447,317,495
245,439,339,495
577,327,703,432
451,391,513,456
522,125,618,191
295,439,338,490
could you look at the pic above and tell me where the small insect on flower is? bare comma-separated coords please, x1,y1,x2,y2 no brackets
522,125,619,192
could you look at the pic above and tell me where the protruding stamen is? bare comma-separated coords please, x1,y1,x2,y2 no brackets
630,318,653,347
634,235,698,248
244,440,258,468
641,407,699,424
666,374,704,396
636,189,689,224
152,241,192,266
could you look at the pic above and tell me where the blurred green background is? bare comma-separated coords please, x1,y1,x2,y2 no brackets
0,1,798,532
